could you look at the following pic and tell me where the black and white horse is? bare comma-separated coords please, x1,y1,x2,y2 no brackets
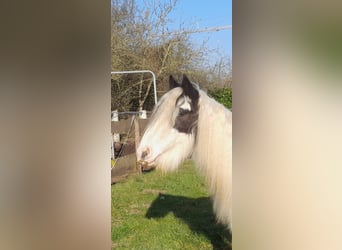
137,75,232,230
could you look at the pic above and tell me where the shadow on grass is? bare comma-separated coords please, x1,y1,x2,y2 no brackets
146,194,232,250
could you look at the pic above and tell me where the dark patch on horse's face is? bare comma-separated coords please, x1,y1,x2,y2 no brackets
174,108,199,134
169,74,199,134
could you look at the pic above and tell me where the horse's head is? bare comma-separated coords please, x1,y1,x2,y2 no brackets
137,75,200,172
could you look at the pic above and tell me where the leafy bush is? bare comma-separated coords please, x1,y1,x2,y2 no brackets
208,88,232,109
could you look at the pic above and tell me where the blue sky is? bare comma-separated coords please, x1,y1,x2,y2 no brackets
136,0,232,59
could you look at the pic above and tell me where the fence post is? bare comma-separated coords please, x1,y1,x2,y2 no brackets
111,110,120,161
111,133,115,164
133,115,141,174
111,110,119,122
139,110,147,119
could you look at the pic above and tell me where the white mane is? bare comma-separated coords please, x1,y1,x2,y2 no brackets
193,90,232,228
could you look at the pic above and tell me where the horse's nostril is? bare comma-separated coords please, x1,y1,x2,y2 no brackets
141,151,148,159
141,148,150,159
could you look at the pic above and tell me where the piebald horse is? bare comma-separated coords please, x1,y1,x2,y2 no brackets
137,75,232,230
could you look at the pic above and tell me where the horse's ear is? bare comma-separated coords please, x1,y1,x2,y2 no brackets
169,75,180,89
182,75,199,101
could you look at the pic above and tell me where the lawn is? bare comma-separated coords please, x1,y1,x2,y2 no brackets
111,160,231,249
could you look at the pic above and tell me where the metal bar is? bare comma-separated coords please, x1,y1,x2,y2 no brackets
150,25,232,37
111,70,158,105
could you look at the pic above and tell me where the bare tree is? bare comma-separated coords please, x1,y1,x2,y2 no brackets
111,0,231,111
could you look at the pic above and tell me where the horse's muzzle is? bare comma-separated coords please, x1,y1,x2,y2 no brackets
137,160,155,172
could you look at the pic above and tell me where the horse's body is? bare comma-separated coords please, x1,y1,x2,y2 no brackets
137,75,232,230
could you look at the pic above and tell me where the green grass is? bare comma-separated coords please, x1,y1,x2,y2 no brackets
111,160,231,250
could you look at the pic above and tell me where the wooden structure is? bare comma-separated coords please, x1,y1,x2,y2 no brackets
111,112,150,183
